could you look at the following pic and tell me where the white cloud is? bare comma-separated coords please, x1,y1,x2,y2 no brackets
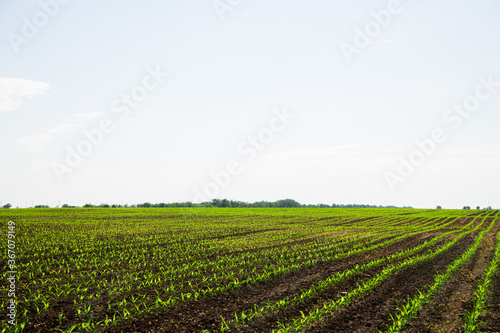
18,111,105,153
48,123,82,134
0,78,50,113
17,134,54,152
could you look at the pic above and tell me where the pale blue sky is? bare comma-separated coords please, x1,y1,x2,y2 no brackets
1,0,499,208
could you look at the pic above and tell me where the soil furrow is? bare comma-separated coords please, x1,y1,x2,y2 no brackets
480,230,500,332
108,230,452,332
403,223,498,332
304,231,478,333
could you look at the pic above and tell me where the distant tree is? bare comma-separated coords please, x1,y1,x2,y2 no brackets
463,206,471,210
2,203,12,209
476,206,480,210
436,206,442,209
83,203,94,207
62,204,69,208
34,205,49,208
124,199,416,209
276,199,301,208
211,199,222,207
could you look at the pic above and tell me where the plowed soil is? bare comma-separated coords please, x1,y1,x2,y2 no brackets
13,212,497,333
405,222,499,332
108,231,455,333
306,232,478,332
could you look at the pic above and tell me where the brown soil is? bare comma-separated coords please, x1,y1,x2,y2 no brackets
18,216,494,333
105,231,451,333
305,231,478,333
404,222,498,332
481,232,500,332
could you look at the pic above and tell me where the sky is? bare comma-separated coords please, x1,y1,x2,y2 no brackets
1,0,499,209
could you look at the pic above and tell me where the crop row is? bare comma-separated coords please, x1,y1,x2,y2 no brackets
463,229,500,332
385,215,497,332
273,213,493,332
0,208,484,332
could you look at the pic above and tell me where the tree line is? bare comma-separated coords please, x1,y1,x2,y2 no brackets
61,199,412,209
2,201,494,210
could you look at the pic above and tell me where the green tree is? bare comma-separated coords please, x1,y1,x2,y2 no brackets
276,199,301,208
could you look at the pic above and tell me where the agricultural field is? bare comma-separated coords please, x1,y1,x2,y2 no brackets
1,208,500,332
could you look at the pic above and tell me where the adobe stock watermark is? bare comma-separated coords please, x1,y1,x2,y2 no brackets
193,107,295,202
7,0,72,53
385,74,499,191
213,0,243,21
339,0,404,64
51,65,168,181
6,221,17,326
